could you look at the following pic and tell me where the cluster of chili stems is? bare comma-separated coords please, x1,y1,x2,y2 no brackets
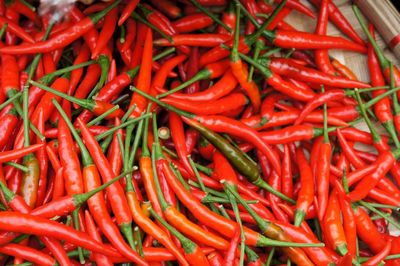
0,0,399,265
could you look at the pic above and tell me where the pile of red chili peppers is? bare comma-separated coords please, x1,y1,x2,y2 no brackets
0,0,400,265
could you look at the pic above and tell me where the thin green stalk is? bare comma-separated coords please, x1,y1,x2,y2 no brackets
87,105,120,127
5,161,29,172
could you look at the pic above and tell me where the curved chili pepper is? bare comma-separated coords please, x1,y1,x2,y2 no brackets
77,118,135,245
264,28,367,52
91,3,118,59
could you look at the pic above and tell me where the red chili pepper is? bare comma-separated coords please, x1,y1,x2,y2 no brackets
129,28,153,118
0,144,44,163
311,0,364,45
92,3,118,59
314,0,336,75
323,191,348,255
118,0,140,26
173,13,213,33
363,239,392,266
294,147,314,226
84,210,113,266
